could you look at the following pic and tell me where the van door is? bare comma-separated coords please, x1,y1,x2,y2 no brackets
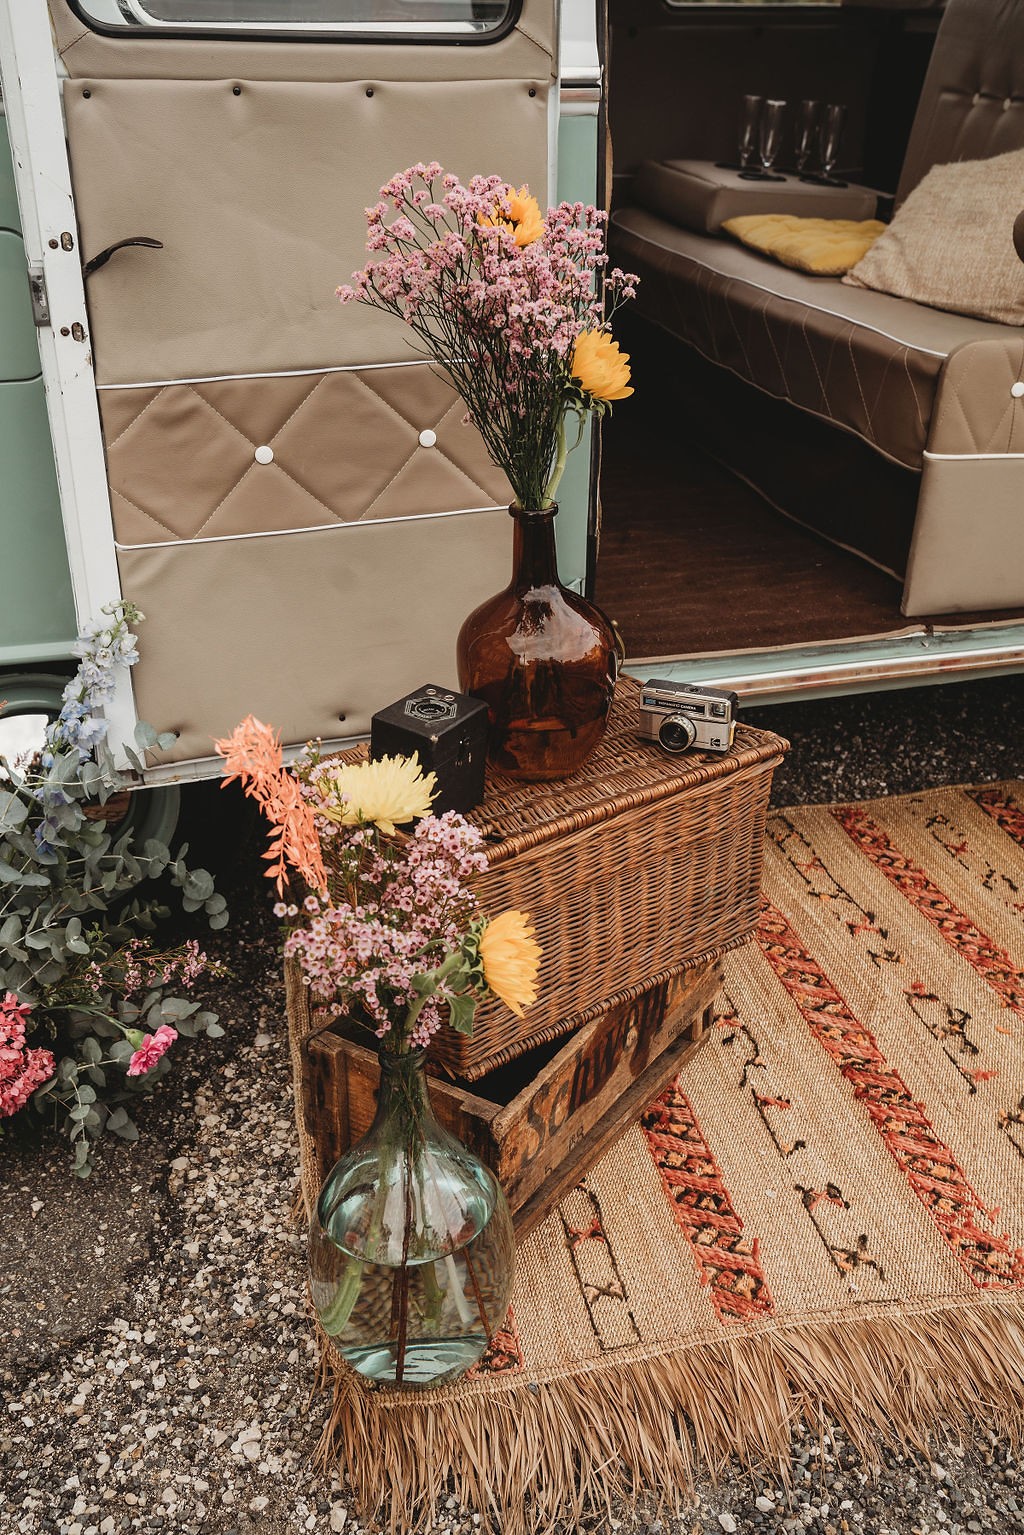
3,0,556,768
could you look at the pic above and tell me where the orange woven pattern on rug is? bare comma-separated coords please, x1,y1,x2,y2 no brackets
297,781,1024,1533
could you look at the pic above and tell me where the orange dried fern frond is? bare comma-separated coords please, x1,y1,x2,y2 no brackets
214,716,327,897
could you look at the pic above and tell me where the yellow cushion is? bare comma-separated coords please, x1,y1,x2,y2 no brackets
720,214,886,276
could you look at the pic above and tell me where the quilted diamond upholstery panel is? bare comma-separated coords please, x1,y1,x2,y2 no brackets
99,366,511,546
928,338,1024,456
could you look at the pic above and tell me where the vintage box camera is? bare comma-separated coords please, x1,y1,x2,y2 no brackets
637,679,738,755
371,684,489,816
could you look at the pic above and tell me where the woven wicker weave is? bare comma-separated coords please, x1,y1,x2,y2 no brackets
322,676,787,1081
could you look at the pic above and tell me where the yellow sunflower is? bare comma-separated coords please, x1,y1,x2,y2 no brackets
570,330,634,402
315,754,437,835
479,909,541,1017
479,184,545,248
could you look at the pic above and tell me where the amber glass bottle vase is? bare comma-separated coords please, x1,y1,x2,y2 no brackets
456,504,618,782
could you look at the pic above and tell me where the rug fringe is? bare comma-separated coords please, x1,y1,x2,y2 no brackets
313,1300,1024,1534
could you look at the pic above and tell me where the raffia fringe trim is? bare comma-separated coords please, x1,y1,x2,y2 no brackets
311,1299,1024,1535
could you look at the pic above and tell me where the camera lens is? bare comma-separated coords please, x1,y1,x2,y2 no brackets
658,713,697,754
409,698,448,721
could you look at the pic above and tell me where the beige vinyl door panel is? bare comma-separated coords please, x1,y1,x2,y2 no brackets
117,513,513,763
66,76,550,383
51,0,556,763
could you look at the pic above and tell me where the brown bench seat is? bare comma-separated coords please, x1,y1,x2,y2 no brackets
610,205,1016,474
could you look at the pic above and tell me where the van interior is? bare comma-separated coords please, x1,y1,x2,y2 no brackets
595,0,1024,669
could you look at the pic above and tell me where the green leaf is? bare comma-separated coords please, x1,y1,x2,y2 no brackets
77,1083,97,1103
447,992,478,1036
157,732,178,750
134,721,158,750
109,1040,134,1064
207,911,229,930
183,869,214,903
0,915,22,945
81,1037,102,1065
0,792,28,829
204,1021,225,1038
106,1106,129,1130
0,861,50,888
69,1103,91,1121
108,1115,139,1142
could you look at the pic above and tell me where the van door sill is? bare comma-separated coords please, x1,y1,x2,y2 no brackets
624,625,1024,704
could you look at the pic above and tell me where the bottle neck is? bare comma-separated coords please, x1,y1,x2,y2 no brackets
510,503,560,592
372,1048,435,1136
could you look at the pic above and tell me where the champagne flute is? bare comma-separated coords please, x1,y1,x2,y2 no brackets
737,94,763,175
795,99,820,177
758,99,787,181
818,103,848,186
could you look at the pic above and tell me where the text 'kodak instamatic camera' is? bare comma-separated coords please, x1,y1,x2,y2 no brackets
637,679,738,756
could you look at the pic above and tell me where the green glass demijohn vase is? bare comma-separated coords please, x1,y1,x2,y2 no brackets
456,502,619,782
308,1047,515,1388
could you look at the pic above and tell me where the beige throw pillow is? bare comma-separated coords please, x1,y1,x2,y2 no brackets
843,147,1024,324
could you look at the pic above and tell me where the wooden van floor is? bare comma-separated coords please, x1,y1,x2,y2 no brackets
595,414,1024,659
594,413,919,659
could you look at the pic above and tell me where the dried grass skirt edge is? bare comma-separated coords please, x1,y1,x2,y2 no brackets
310,1296,1024,1535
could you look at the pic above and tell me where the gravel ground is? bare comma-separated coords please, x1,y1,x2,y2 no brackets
2,676,1024,1535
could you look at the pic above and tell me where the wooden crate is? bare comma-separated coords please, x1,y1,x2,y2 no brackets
294,957,720,1240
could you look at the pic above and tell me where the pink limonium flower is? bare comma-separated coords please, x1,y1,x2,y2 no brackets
126,1023,178,1078
0,992,55,1118
337,165,638,513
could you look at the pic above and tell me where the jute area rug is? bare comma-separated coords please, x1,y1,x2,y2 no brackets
292,781,1024,1533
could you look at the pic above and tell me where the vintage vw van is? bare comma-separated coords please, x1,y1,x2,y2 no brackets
1,0,1022,793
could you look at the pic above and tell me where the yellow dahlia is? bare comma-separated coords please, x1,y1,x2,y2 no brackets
570,330,634,402
479,184,545,247
315,754,437,835
479,909,541,1018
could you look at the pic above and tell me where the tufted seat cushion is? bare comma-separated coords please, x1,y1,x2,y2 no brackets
610,206,1020,470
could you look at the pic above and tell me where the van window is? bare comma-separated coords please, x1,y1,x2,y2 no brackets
72,0,513,38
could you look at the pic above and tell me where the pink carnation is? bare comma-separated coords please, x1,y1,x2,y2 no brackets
126,1024,178,1078
0,995,54,1118
0,1047,55,1118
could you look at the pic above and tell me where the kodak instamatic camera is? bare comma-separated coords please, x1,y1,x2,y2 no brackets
370,684,489,816
637,679,738,755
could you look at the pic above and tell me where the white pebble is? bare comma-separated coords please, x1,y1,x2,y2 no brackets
718,1516,738,1533
756,1496,776,1513
330,1508,348,1532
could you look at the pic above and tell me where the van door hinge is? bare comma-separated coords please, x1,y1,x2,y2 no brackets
27,264,50,327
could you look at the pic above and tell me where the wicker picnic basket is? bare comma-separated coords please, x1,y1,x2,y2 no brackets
321,676,787,1082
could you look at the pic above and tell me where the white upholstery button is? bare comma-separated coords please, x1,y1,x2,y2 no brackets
1005,97,1014,112
972,92,982,106
418,428,437,448
254,445,274,464
1012,382,1024,398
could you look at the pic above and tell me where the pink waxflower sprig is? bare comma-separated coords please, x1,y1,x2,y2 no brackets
338,164,638,513
284,810,490,1050
217,723,540,1052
